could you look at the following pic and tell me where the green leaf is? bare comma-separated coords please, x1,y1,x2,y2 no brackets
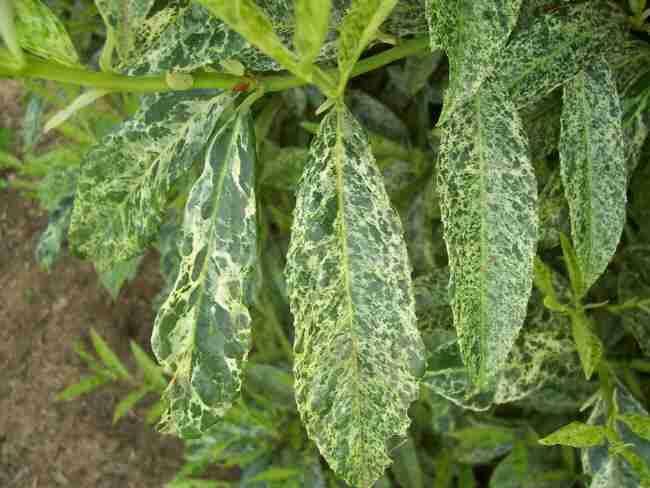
559,233,586,300
433,0,523,124
90,329,132,381
130,341,167,391
569,309,603,380
540,422,606,448
450,424,517,464
559,59,627,292
285,106,424,487
249,467,300,483
533,257,563,310
0,0,25,68
437,80,538,386
391,435,424,488
496,3,625,110
35,196,73,272
337,0,399,92
151,111,257,438
95,0,155,65
14,0,79,66
294,0,331,66
69,91,236,271
618,414,650,442
98,255,142,300
113,386,151,424
56,374,111,401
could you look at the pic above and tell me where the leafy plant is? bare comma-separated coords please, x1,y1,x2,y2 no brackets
4,0,650,486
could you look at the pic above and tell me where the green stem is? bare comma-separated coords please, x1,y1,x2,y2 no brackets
2,37,430,95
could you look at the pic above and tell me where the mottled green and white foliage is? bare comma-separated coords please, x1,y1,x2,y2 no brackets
35,196,73,271
560,59,627,292
152,111,257,438
495,3,624,110
13,0,79,66
428,0,522,123
337,0,399,91
286,106,424,487
70,91,236,271
95,0,155,66
437,80,538,386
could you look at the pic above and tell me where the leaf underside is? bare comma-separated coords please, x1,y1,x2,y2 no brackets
152,111,257,438
437,80,538,386
286,106,424,487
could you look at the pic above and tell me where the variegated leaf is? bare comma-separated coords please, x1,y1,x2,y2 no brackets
14,0,79,66
286,106,424,487
437,80,538,386
35,196,73,271
433,0,523,124
95,0,155,66
337,0,399,92
152,111,257,438
496,2,625,110
69,91,236,271
294,0,332,66
560,59,626,291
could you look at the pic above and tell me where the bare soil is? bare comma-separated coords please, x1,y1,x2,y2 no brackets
0,82,185,487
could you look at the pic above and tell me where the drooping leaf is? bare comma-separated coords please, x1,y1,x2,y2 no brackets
391,435,424,488
95,0,155,66
539,422,606,448
152,111,257,438
22,93,44,153
559,59,627,292
70,91,236,271
569,309,603,380
496,2,625,110
432,0,523,124
294,0,332,66
437,80,538,386
98,255,142,300
14,0,79,66
450,423,517,464
285,106,424,487
337,0,399,91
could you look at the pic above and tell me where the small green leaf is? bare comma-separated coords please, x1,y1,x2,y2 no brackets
70,91,236,271
130,341,167,391
35,196,73,272
14,0,79,66
90,328,132,381
618,414,650,441
249,467,300,482
98,256,142,300
286,105,424,487
113,386,151,424
560,59,627,293
56,374,111,401
294,0,332,66
437,80,538,386
569,309,603,380
450,424,517,464
559,233,586,300
152,111,257,438
391,435,424,488
539,422,606,448
533,257,562,309
337,0,399,92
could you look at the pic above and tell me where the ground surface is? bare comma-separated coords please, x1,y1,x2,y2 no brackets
0,81,186,487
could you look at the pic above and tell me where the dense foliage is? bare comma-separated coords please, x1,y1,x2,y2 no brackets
3,0,650,486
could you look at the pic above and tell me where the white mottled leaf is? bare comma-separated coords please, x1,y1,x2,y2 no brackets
35,196,73,271
152,111,257,438
337,0,399,92
286,106,424,487
14,0,79,66
432,0,523,124
437,80,538,386
560,59,627,292
69,91,236,271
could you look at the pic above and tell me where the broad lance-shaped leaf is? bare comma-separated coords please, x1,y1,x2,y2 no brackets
337,0,399,91
70,91,236,271
14,0,79,66
437,80,538,386
151,111,257,438
286,106,424,487
560,59,626,292
35,196,74,271
431,0,523,124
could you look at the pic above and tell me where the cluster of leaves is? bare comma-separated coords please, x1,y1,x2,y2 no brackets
5,0,650,486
